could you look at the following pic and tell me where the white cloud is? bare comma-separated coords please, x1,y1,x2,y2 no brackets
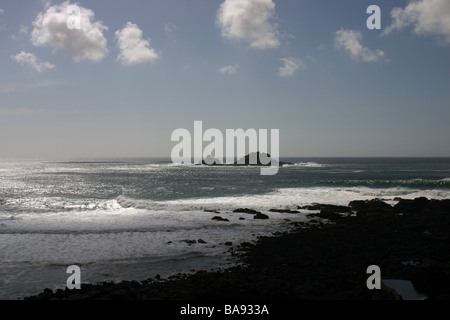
115,22,160,66
11,51,55,72
216,0,280,49
383,0,450,46
218,64,239,74
31,1,108,62
278,57,305,77
334,28,385,63
0,8,4,14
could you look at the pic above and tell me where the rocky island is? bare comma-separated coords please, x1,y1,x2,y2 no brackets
200,152,293,167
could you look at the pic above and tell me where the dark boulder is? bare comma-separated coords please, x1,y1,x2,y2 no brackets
348,199,393,216
421,199,450,215
201,155,222,166
348,200,367,212
212,216,230,222
300,204,351,213
236,152,293,167
233,208,261,214
393,197,429,215
317,209,342,221
254,213,269,220
269,209,300,214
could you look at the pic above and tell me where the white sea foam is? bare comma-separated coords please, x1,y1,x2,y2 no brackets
283,162,327,168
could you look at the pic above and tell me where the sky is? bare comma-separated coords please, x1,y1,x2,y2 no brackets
0,0,449,158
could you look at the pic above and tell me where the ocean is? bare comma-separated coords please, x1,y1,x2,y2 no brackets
1,157,449,299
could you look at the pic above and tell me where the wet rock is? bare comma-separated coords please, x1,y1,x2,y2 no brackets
349,199,393,216
233,208,261,214
269,209,300,214
300,204,351,213
197,239,207,244
422,199,450,215
393,197,429,215
212,216,230,222
317,209,342,221
348,200,367,212
254,213,269,220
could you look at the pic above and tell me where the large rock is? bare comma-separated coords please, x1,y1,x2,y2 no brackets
254,213,269,220
236,152,293,167
421,199,450,215
348,200,368,212
200,155,222,165
317,209,342,221
269,208,300,214
393,197,430,215
349,199,393,216
233,208,261,214
212,216,230,222
198,152,293,167
300,204,352,213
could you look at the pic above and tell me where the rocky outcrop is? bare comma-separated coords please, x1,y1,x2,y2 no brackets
254,213,269,220
393,197,429,215
199,152,293,167
233,208,261,214
269,209,300,214
236,152,293,167
212,216,230,222
349,199,393,216
300,204,351,213
25,198,450,301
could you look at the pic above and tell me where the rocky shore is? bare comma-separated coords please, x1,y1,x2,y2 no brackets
25,197,450,300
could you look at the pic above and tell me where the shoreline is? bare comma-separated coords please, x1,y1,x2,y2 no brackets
24,197,450,300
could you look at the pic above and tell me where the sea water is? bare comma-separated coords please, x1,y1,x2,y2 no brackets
0,157,449,299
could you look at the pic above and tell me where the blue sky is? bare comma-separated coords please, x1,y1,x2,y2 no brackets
0,0,449,158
